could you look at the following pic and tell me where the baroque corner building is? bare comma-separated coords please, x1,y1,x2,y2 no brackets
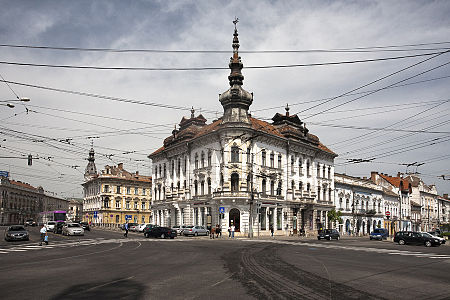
148,23,337,236
82,147,153,225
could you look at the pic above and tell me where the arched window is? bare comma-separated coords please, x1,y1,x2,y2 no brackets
194,180,198,196
201,152,205,168
270,180,275,195
207,178,211,195
299,158,303,174
270,153,274,167
262,179,267,195
317,164,321,178
201,180,205,195
299,181,303,191
278,155,282,169
317,186,321,201
220,173,224,188
291,180,295,192
195,153,199,169
346,198,349,210
291,156,295,171
177,181,180,190
177,159,181,174
323,188,326,202
231,173,239,192
247,148,251,163
231,145,240,163
328,167,331,179
163,164,166,177
277,181,282,195
306,161,310,176
323,166,326,178
207,151,212,167
307,183,310,192
261,150,266,166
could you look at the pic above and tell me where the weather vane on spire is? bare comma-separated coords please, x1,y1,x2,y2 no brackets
233,17,239,30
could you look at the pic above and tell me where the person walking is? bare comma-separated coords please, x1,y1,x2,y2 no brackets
124,222,129,237
210,227,215,239
216,224,221,238
270,224,274,238
231,224,235,239
228,225,231,238
39,224,48,246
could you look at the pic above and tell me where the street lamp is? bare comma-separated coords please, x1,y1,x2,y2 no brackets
1,97,31,108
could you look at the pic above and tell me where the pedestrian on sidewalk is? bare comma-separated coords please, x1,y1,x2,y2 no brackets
231,224,235,238
39,224,48,246
216,224,221,238
210,227,215,239
228,226,231,238
270,224,274,238
124,222,129,237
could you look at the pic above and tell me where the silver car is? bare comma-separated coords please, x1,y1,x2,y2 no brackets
172,225,188,235
4,225,29,241
183,225,209,236
62,223,85,236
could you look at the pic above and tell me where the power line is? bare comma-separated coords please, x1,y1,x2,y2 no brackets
308,122,450,134
0,51,446,71
1,41,449,53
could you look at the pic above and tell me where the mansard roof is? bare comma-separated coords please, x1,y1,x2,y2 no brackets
149,113,336,158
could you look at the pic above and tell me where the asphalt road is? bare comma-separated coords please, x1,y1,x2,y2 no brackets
0,226,449,300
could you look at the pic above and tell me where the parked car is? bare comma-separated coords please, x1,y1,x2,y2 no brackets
144,226,176,239
317,229,340,240
25,219,37,227
62,223,85,236
426,232,446,244
370,228,389,240
4,225,29,242
394,231,441,247
172,225,187,235
80,222,90,231
46,221,56,232
136,223,151,232
183,225,209,236
54,222,66,234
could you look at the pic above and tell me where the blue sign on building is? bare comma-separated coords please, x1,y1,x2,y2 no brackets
93,211,98,218
125,215,132,220
219,207,225,214
0,171,9,178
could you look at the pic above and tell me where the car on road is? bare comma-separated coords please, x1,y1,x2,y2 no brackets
122,223,138,231
183,225,209,236
369,228,389,240
136,223,151,232
80,222,90,231
62,223,85,236
142,224,158,234
4,225,29,242
426,232,446,245
46,221,56,232
394,231,441,247
317,229,340,240
172,225,187,235
25,219,37,227
53,222,66,234
144,226,176,239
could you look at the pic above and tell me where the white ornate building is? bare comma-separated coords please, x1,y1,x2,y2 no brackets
148,23,337,236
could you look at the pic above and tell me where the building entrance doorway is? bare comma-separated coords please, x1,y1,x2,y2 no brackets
229,208,240,232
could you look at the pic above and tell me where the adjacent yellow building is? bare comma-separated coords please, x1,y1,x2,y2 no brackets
82,147,152,226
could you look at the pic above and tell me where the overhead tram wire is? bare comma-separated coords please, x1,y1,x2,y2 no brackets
1,41,449,53
296,51,450,118
0,51,447,71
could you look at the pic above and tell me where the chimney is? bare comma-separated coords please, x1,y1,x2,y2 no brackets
135,171,139,176
397,172,402,178
370,171,378,182
118,163,123,170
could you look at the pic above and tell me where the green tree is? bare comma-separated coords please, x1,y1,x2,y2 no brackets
327,209,343,229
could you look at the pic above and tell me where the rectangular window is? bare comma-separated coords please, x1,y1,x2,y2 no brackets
134,202,138,209
127,187,131,194
104,185,110,193
115,201,120,208
278,155,282,169
135,187,138,195
126,202,130,209
142,188,146,196
141,202,145,210
277,208,282,230
260,207,266,230
116,186,121,194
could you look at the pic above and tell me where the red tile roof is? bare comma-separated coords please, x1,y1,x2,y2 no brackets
379,174,411,192
10,180,37,190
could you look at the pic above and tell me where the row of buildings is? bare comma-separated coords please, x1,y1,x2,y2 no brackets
80,23,450,236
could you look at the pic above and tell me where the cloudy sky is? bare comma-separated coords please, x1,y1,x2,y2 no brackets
0,0,449,198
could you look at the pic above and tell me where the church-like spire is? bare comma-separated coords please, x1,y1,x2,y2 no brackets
219,18,253,124
228,17,244,86
84,144,98,181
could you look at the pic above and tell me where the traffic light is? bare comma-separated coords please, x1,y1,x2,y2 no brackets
27,154,32,166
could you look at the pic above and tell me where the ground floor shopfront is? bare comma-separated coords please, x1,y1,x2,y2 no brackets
152,196,334,237
83,209,153,225
341,215,384,236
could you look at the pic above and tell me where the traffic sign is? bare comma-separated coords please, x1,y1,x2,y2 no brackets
110,214,113,217
385,211,391,217
219,207,225,214
93,211,98,218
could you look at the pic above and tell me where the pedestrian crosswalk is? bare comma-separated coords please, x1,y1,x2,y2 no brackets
243,239,450,260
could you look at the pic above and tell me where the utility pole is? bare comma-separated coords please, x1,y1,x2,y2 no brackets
248,153,255,238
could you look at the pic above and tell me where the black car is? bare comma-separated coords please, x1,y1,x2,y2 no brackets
370,228,389,240
394,231,441,247
144,226,176,239
318,229,340,240
25,219,37,227
80,222,90,231
4,225,29,241
53,222,65,234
